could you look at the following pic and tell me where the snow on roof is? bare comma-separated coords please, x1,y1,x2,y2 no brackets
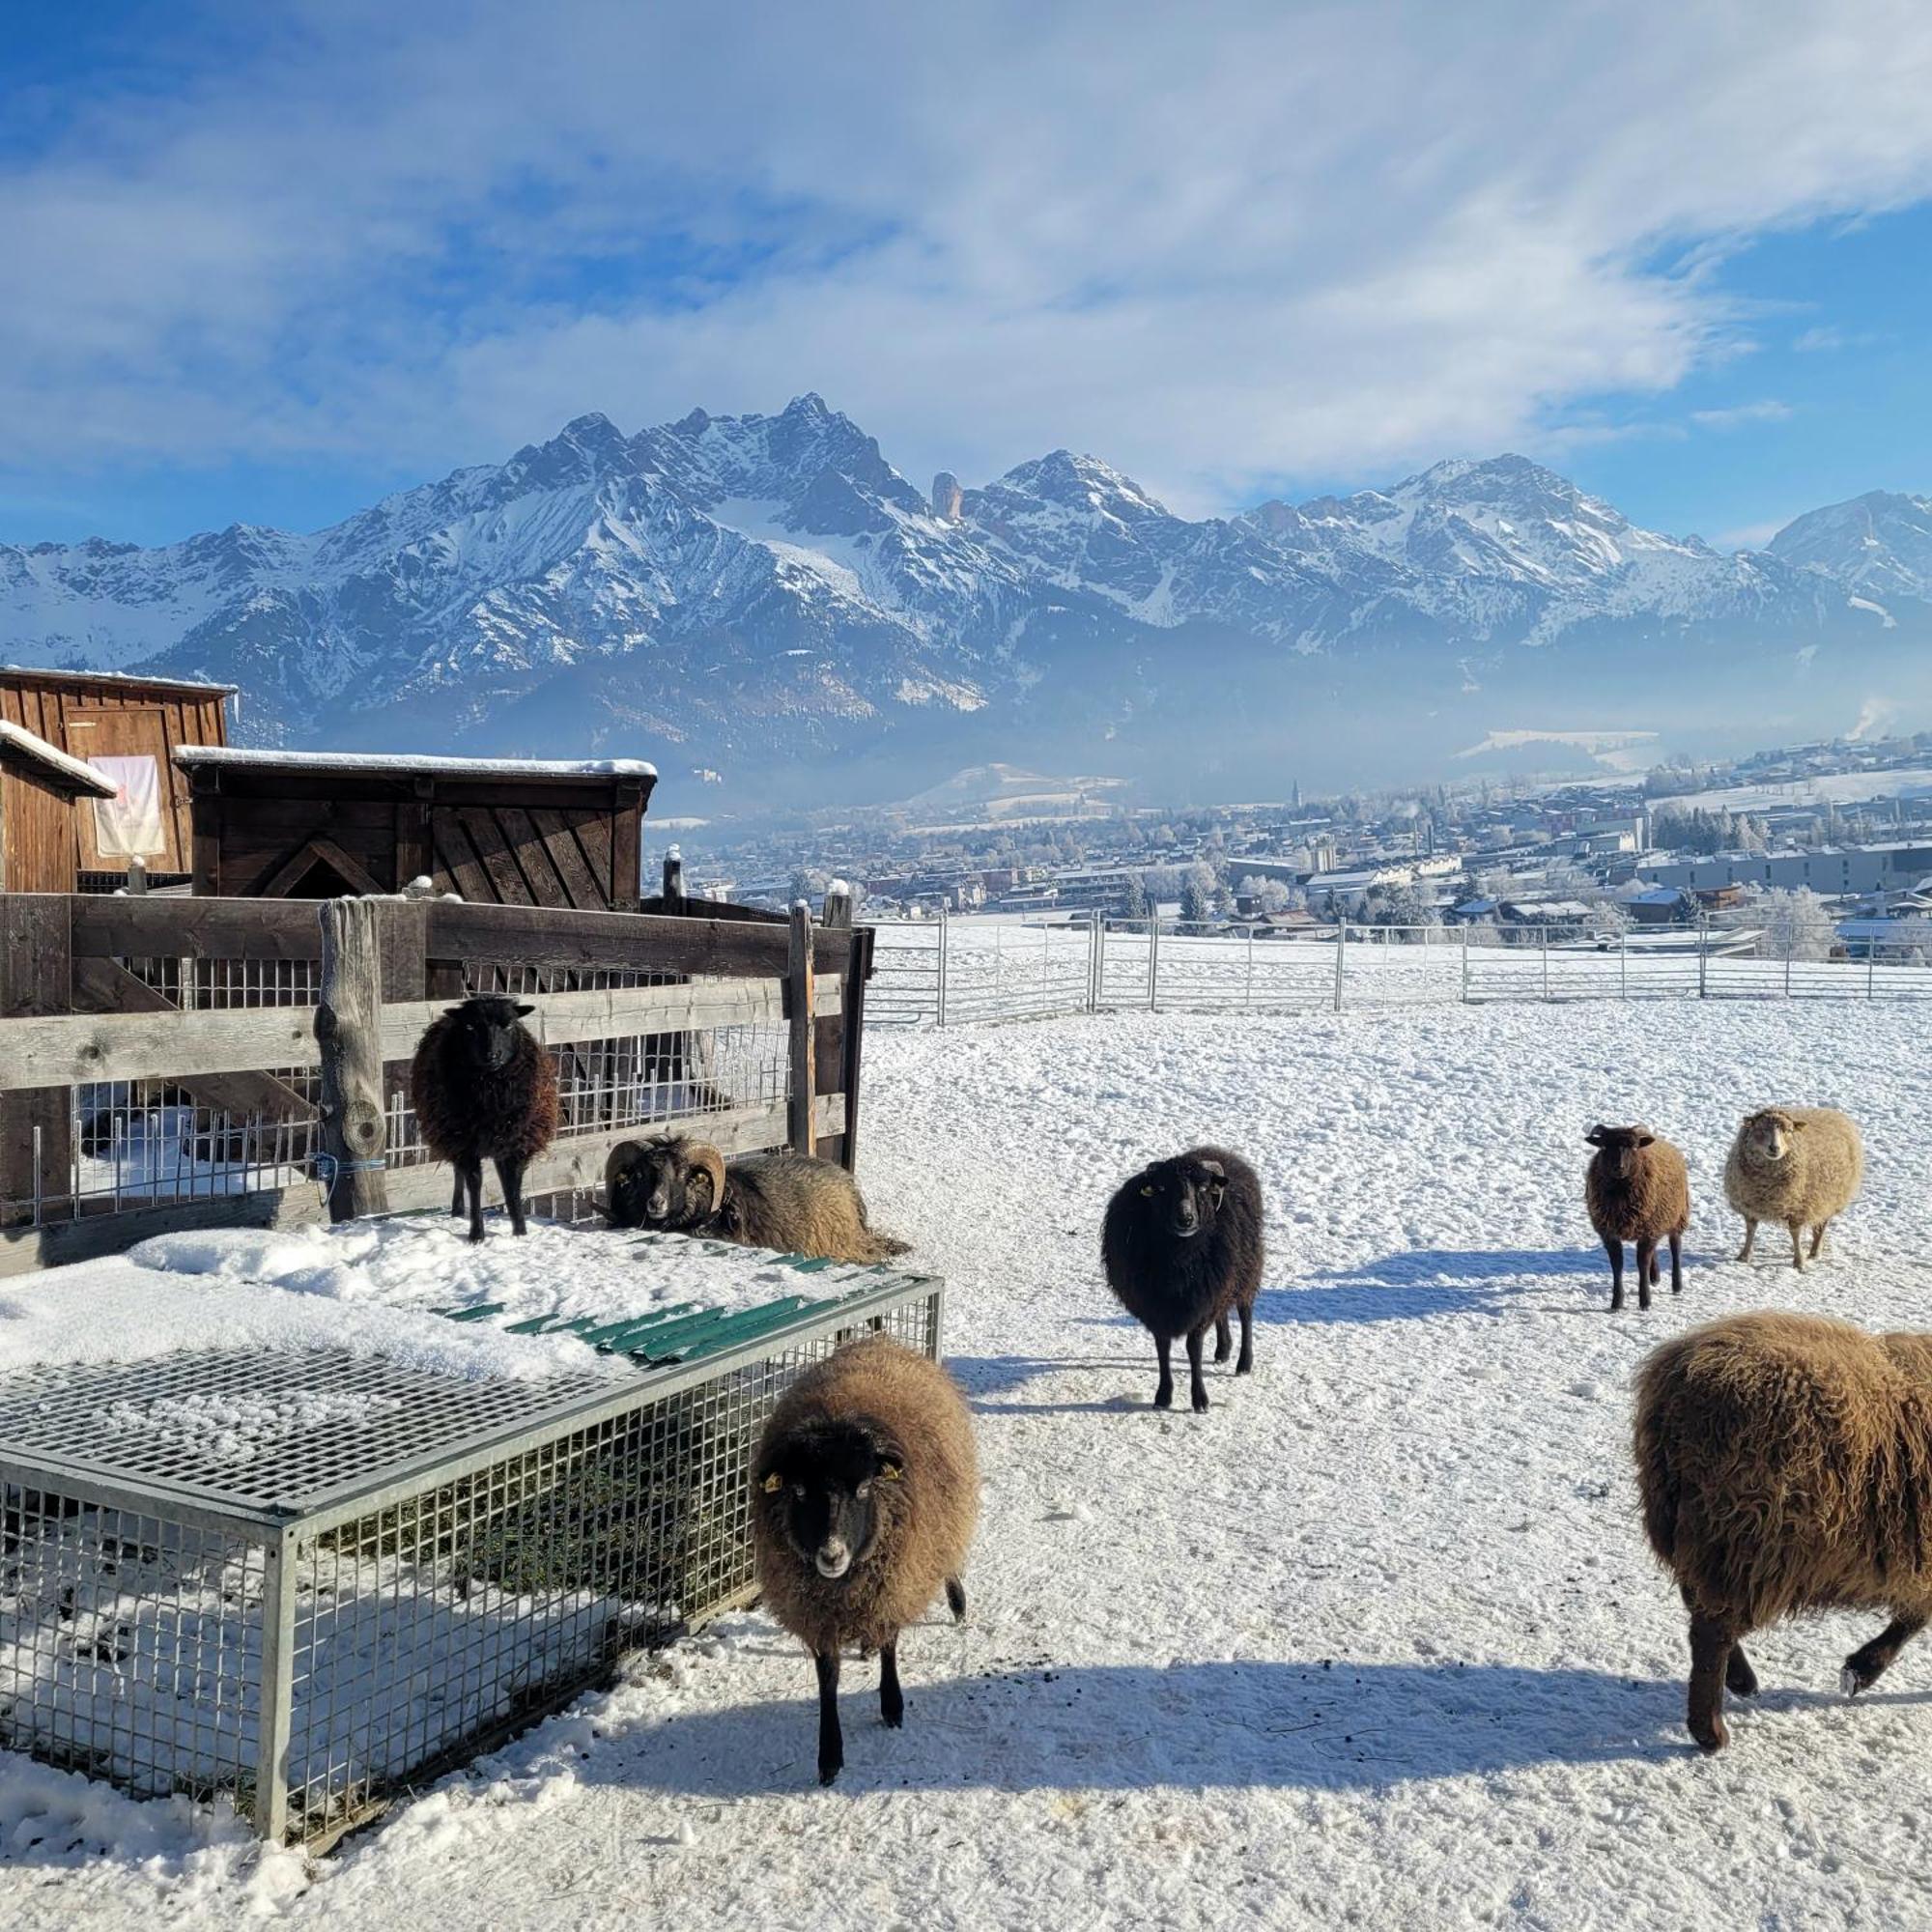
0,720,117,796
0,664,238,697
173,747,656,780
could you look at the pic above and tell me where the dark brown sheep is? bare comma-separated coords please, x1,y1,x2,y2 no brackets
1583,1123,1690,1312
409,996,559,1242
1634,1311,1932,1752
753,1335,978,1784
602,1135,910,1264
1101,1145,1264,1411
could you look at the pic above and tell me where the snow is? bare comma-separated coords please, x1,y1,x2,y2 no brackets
0,722,118,796
8,998,1932,1924
171,749,656,779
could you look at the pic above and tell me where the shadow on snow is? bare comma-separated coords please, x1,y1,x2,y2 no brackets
595,1657,1932,1800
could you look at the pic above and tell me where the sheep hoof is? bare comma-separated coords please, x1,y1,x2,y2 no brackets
1190,1390,1210,1415
1689,1718,1727,1753
1153,1388,1173,1411
1841,1665,1866,1698
818,1760,842,1786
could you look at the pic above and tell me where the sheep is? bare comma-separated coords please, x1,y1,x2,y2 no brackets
601,1135,911,1264
1634,1312,1932,1752
1722,1105,1863,1270
1583,1123,1690,1312
753,1335,978,1784
408,995,559,1243
1101,1145,1264,1413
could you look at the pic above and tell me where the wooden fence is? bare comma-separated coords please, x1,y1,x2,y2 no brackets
0,891,874,1276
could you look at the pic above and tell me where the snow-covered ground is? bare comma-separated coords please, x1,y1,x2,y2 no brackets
7,998,1932,1926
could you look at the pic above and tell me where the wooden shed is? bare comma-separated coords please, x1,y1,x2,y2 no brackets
174,750,657,909
0,723,119,893
0,668,234,884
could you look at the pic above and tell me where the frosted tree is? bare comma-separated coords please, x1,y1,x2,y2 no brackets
1718,887,1836,961
1180,861,1216,928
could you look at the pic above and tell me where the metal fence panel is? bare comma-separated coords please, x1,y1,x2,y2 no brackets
0,1274,943,1845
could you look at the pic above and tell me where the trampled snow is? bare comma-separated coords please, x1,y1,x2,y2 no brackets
6,997,1932,1926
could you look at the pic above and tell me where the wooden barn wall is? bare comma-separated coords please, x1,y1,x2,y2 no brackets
0,769,84,895
0,682,227,876
196,782,643,910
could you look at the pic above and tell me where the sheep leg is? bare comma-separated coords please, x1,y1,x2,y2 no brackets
1186,1325,1209,1413
1635,1236,1657,1312
879,1641,904,1729
1236,1300,1254,1375
448,1167,466,1218
494,1153,529,1236
1668,1230,1684,1294
1687,1613,1738,1752
1809,1219,1830,1261
463,1159,486,1245
814,1650,843,1785
1213,1312,1233,1364
1725,1644,1760,1697
1736,1218,1756,1264
1842,1614,1927,1695
945,1576,967,1622
1153,1336,1175,1410
1788,1220,1805,1271
1605,1238,1626,1313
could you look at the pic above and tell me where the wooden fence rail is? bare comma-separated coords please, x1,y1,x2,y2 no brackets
0,890,872,1275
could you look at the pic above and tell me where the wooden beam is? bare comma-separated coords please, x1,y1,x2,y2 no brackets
0,1182,325,1278
787,901,816,1157
71,956,316,1123
837,924,872,1174
0,895,73,1226
316,898,390,1220
71,894,323,961
0,972,838,1091
423,900,848,978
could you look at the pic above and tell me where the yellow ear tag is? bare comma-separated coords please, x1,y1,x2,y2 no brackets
761,1472,782,1493
879,1463,902,1482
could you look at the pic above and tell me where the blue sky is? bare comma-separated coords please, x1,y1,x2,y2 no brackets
3,0,1931,550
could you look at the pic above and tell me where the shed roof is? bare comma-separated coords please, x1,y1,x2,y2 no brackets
0,720,118,797
174,747,656,781
1,664,238,699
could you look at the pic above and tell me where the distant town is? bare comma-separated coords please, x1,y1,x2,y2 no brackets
674,732,1932,961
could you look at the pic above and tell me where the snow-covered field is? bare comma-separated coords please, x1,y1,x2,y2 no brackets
7,998,1932,1927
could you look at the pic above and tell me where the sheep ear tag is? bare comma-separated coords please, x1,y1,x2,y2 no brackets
761,1471,782,1494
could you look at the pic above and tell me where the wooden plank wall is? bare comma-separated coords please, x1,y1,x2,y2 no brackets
0,767,84,894
0,679,228,879
191,779,646,911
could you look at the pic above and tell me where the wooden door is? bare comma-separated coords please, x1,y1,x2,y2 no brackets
61,707,182,870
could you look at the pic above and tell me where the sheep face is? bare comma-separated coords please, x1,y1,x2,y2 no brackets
1133,1153,1229,1240
1586,1123,1657,1182
1741,1109,1805,1166
605,1138,721,1232
440,996,535,1072
757,1422,901,1582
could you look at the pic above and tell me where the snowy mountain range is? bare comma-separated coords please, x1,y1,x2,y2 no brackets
5,395,1929,804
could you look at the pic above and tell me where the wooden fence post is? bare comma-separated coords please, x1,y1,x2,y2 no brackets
822,880,853,929
787,900,816,1157
316,898,391,1221
0,896,74,1227
662,848,684,907
836,923,871,1173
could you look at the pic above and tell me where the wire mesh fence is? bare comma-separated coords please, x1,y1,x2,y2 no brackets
868,914,1932,1027
0,1272,943,1844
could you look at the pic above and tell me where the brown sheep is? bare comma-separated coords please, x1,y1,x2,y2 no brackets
409,996,559,1242
1634,1311,1932,1752
602,1135,911,1264
1583,1124,1690,1312
753,1335,978,1784
1723,1106,1863,1269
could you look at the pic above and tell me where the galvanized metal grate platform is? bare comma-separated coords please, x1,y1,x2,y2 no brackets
0,1267,943,1845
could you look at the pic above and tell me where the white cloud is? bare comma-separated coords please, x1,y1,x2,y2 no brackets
1,0,1931,514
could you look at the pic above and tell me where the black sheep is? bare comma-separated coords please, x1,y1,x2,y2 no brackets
1101,1145,1264,1412
408,996,560,1243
